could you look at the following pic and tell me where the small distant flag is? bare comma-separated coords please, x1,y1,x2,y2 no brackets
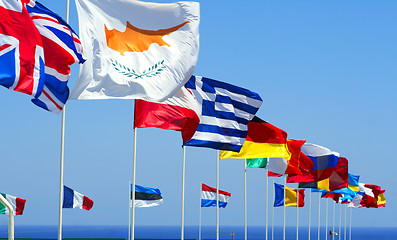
274,183,305,207
133,185,163,208
0,193,26,215
360,183,386,208
348,173,360,192
184,76,262,152
201,183,231,208
63,186,94,211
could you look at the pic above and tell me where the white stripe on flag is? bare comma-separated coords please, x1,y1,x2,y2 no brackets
73,190,84,209
201,190,230,203
135,199,163,208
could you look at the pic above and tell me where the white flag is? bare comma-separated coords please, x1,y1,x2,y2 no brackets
71,0,200,101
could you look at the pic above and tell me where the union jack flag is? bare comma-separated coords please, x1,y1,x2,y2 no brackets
27,1,85,113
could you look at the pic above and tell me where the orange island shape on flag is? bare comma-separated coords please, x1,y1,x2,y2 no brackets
105,21,190,55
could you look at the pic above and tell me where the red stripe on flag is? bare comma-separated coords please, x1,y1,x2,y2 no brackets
82,196,94,211
15,197,26,215
43,90,63,110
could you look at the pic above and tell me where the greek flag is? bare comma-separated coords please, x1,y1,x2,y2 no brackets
184,76,262,152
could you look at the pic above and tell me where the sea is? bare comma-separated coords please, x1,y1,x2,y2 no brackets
0,225,396,240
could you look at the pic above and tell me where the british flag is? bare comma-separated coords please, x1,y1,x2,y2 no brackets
0,0,45,98
27,1,85,113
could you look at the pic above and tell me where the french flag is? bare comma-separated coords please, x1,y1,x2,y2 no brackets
63,186,94,211
201,183,231,208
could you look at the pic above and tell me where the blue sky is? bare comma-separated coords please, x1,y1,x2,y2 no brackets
0,0,396,231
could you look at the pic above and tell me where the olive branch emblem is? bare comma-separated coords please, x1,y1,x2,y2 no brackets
111,59,166,79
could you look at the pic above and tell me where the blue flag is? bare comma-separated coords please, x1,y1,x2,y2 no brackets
132,184,163,208
184,75,262,152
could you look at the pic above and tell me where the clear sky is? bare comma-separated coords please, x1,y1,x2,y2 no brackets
0,0,396,229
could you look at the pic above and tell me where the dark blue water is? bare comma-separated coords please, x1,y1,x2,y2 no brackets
0,225,395,239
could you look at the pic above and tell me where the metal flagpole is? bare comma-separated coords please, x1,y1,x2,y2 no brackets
317,193,321,240
283,176,286,240
216,150,220,240
332,201,335,239
199,182,202,240
128,181,131,240
57,2,70,239
266,170,269,240
181,146,186,240
244,159,247,240
343,206,347,240
339,203,342,240
296,186,299,240
349,208,352,240
131,127,137,240
272,180,275,240
0,194,14,240
308,190,311,240
325,199,328,240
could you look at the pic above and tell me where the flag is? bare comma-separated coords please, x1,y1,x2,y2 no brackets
134,87,200,142
63,186,94,210
133,185,163,208
70,0,199,101
268,171,283,177
183,76,262,152
321,192,342,203
298,157,348,191
360,184,386,208
246,158,288,175
0,193,26,215
27,1,85,113
201,183,231,208
0,0,45,98
220,116,290,159
348,173,360,192
274,183,305,207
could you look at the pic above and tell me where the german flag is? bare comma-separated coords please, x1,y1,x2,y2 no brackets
219,116,291,160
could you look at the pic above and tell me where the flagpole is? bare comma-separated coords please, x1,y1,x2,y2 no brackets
349,208,352,240
283,176,286,240
332,201,335,239
128,181,131,240
57,1,70,239
244,159,247,240
199,182,202,240
0,194,14,240
308,190,311,240
216,150,220,240
344,206,347,240
317,193,321,240
296,186,299,240
272,180,275,240
265,170,269,240
131,127,137,240
181,146,186,240
325,199,328,240
339,203,342,240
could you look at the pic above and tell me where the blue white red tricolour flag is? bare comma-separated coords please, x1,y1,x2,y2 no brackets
184,76,262,152
27,1,85,113
201,183,231,208
301,143,340,170
63,186,94,211
0,0,45,98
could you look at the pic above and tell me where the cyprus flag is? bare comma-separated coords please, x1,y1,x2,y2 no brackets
71,0,199,101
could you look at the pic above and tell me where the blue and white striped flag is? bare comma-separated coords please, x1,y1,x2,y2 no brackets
27,1,85,113
184,76,262,152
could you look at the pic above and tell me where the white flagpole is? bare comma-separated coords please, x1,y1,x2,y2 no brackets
181,146,186,240
332,201,335,238
325,199,328,240
266,170,269,240
131,127,137,240
216,150,220,240
349,208,352,240
283,176,286,240
343,206,347,240
296,186,299,240
128,181,131,240
317,193,321,240
0,194,14,240
57,2,69,239
244,159,247,240
199,182,202,240
272,180,275,240
308,190,311,240
339,203,342,240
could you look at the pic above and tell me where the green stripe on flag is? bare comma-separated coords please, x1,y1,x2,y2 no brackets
246,158,268,168
0,193,7,214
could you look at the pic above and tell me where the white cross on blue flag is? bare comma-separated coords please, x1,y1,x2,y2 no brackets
184,76,262,152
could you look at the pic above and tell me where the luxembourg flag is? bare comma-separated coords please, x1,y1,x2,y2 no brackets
63,186,94,211
201,183,231,208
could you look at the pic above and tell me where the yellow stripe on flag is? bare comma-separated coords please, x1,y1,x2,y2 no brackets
220,141,291,160
317,178,331,191
285,185,298,207
348,184,359,192
377,193,386,206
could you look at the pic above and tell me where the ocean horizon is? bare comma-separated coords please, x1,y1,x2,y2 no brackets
0,225,396,239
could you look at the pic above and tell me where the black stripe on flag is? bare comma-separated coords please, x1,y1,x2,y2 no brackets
133,192,162,200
